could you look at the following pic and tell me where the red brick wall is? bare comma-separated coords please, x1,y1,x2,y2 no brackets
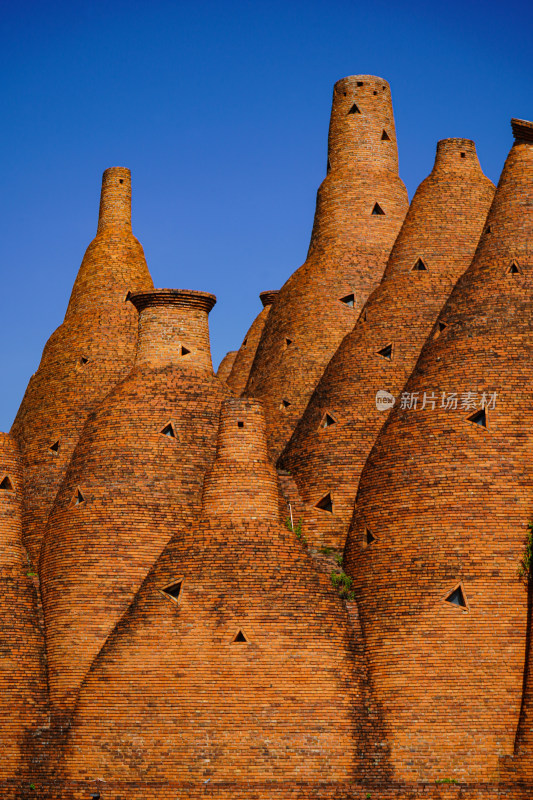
216,350,238,382
344,123,533,782
280,138,495,550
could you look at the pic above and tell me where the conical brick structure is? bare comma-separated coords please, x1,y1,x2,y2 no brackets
279,138,495,550
343,118,533,782
40,289,230,717
51,398,363,798
0,433,48,788
244,76,409,459
226,289,278,394
216,349,238,382
11,168,153,564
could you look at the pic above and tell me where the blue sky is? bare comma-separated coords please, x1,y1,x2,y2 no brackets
1,0,531,430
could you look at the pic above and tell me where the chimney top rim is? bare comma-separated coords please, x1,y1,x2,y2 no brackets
129,289,217,313
259,290,279,307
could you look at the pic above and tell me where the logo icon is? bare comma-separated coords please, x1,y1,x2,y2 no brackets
376,390,395,411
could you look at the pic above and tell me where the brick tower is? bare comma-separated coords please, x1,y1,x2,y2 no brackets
0,433,48,787
50,398,363,798
226,289,278,394
344,118,533,782
244,76,409,459
279,138,495,550
216,349,238,382
11,168,153,564
39,289,230,717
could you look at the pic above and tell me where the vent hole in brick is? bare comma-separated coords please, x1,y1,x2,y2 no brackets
280,399,291,409
412,258,428,271
365,528,375,546
360,309,367,322
161,580,183,604
180,346,191,356
468,408,487,428
377,343,393,360
460,152,466,158
74,488,85,506
78,355,90,367
49,441,60,454
233,630,248,643
320,412,336,429
381,130,390,141
237,421,244,428
340,293,355,308
0,476,14,492
373,90,378,95
161,423,176,438
508,262,521,274
285,337,293,347
433,321,447,339
445,586,467,608
357,81,364,86
348,103,361,114
124,290,132,302
485,225,492,234
372,202,385,215
119,179,124,184
242,337,248,347
315,493,333,513
327,158,331,172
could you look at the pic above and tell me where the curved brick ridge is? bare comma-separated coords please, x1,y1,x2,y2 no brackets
343,122,533,782
52,398,364,792
11,167,153,564
0,433,48,784
226,290,279,394
40,289,230,716
279,138,495,550
216,350,238,382
244,75,409,459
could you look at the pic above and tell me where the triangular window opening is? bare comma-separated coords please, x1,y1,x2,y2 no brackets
74,488,85,506
327,158,331,173
180,346,191,357
381,130,390,141
232,630,248,643
412,258,428,272
161,580,183,604
161,423,176,438
280,399,291,409
445,585,467,609
124,290,132,302
378,343,393,360
372,202,385,216
508,262,521,275
485,225,492,234
285,338,293,347
433,321,447,339
242,337,248,347
49,441,60,454
0,476,14,492
348,103,361,114
468,408,487,428
315,493,333,513
78,356,90,367
365,528,376,546
340,293,356,308
320,412,336,429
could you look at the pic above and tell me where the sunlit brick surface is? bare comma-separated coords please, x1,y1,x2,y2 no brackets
280,138,495,549
227,290,278,394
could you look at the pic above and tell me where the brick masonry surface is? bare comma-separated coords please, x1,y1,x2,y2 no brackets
279,138,495,551
1,87,532,799
344,119,533,784
226,290,279,394
244,75,409,460
10,168,153,565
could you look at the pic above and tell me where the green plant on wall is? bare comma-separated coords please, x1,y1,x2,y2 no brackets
331,569,355,600
285,516,307,545
518,521,533,579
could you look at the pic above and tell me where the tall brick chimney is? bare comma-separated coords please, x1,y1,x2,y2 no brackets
11,167,153,564
51,397,363,794
39,289,229,717
344,118,533,782
279,137,495,550
244,76,409,459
